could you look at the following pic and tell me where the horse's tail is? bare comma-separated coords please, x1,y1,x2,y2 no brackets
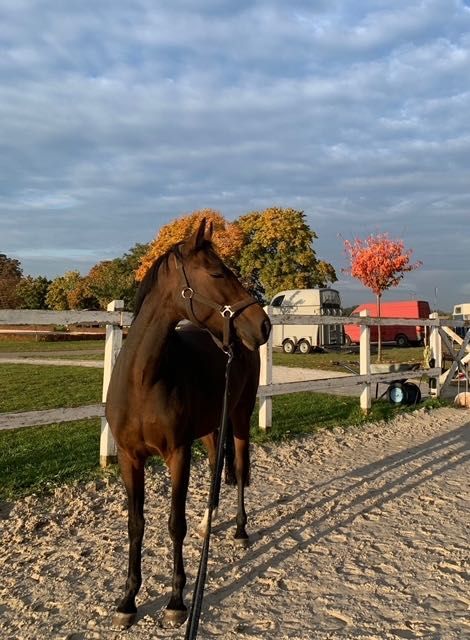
224,418,237,486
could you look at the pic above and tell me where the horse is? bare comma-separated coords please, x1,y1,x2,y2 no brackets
105,218,271,629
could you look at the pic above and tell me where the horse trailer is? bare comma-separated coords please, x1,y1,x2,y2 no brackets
269,288,343,353
452,302,470,338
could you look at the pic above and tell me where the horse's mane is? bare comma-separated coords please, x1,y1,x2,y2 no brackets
133,244,183,318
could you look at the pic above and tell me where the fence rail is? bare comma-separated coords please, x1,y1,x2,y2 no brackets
0,309,133,326
1,306,469,463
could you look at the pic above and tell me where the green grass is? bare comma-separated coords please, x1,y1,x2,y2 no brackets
0,339,104,352
0,343,446,501
273,346,426,372
251,392,445,443
0,364,102,412
0,419,103,499
0,390,447,501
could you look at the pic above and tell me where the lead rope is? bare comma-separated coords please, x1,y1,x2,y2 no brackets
184,346,233,640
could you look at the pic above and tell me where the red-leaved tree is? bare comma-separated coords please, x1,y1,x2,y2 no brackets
343,234,422,361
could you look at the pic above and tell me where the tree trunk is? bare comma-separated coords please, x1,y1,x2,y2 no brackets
377,293,382,363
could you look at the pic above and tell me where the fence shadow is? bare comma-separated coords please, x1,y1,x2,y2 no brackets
201,420,469,606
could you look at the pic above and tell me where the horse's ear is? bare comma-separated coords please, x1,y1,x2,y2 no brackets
187,217,207,251
204,220,214,241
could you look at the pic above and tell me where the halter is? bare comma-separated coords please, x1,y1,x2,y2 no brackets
175,254,257,352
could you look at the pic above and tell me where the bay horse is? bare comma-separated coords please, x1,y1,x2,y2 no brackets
105,218,271,629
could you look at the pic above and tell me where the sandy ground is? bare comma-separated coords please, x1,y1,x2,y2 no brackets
1,406,469,640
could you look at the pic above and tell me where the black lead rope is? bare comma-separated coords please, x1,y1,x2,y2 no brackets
184,347,233,640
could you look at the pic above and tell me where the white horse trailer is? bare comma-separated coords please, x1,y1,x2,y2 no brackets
269,288,343,353
453,303,470,338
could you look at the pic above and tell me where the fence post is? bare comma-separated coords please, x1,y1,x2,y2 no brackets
100,300,124,467
360,309,371,413
429,312,441,396
259,307,272,431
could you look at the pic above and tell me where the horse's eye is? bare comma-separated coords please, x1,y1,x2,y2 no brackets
210,272,224,279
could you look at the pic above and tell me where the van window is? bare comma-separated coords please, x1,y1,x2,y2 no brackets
271,295,285,307
454,306,462,314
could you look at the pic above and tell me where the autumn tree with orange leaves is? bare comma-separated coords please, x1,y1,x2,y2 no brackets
137,209,244,281
343,234,422,361
137,207,336,302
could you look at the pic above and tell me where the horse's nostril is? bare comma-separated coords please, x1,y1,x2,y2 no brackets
262,318,272,340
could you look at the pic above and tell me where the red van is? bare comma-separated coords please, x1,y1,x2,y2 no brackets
344,300,431,347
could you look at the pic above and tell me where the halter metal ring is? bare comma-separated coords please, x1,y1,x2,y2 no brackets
181,287,194,299
220,305,235,318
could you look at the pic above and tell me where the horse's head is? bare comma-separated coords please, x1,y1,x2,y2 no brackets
173,218,271,350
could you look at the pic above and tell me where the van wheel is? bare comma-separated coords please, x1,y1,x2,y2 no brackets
282,339,295,354
298,339,311,354
395,334,409,348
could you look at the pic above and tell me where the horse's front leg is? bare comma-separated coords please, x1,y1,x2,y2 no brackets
161,445,191,628
113,453,145,628
197,433,219,537
233,434,250,546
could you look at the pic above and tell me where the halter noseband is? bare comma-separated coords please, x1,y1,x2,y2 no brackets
175,255,257,352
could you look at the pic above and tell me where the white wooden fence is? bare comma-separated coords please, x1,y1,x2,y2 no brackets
1,305,469,465
258,310,469,429
0,301,132,466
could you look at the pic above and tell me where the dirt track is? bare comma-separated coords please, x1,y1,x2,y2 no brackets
1,406,469,639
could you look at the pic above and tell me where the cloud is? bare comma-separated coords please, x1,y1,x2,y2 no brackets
0,1,469,309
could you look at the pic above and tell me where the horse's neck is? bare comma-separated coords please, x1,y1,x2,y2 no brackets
125,288,180,384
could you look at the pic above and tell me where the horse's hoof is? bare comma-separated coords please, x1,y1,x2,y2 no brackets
112,612,136,629
160,608,188,628
197,508,218,538
234,536,250,548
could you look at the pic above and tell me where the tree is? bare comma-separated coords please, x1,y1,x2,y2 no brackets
45,271,83,310
0,253,22,308
343,233,422,362
137,207,336,303
16,276,51,309
84,260,133,310
136,210,244,281
80,242,150,310
237,207,337,301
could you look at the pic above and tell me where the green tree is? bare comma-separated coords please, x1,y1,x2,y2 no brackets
16,276,51,309
84,260,132,309
84,242,150,310
45,271,83,310
0,253,23,308
237,207,337,301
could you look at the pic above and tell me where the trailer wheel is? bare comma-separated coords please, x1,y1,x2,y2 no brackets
298,339,311,354
387,382,408,405
395,334,410,348
404,382,421,405
282,339,296,354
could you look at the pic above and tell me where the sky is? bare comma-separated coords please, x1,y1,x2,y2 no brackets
1,0,469,311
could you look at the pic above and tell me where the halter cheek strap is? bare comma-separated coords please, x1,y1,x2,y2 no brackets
175,257,257,351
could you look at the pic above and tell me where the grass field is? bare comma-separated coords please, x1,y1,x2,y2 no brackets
0,391,445,501
0,364,102,412
273,345,425,372
0,340,444,501
0,338,105,352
